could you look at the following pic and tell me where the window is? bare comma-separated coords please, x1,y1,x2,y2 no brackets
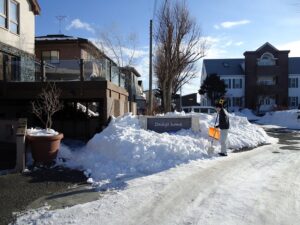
233,78,242,89
0,51,20,81
288,97,298,107
0,0,19,33
222,78,231,89
42,51,60,63
9,0,19,34
288,78,298,88
0,0,6,28
111,65,119,86
257,52,276,66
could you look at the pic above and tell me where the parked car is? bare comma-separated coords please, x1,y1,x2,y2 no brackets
182,106,216,114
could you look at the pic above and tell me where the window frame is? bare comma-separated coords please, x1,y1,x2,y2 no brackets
233,78,242,89
0,0,7,29
42,50,60,64
288,78,298,88
9,0,19,34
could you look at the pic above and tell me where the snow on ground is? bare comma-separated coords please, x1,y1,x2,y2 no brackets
55,112,273,186
256,109,300,129
233,108,300,130
13,110,300,225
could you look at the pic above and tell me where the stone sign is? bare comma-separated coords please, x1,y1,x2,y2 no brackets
143,116,197,133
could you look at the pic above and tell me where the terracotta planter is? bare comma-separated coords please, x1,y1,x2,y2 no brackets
27,133,64,164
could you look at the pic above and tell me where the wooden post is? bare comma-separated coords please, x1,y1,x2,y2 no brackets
41,60,46,82
15,118,27,172
80,59,84,81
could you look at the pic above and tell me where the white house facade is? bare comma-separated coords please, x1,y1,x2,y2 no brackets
0,0,40,81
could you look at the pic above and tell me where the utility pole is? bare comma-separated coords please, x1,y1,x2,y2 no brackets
148,19,153,114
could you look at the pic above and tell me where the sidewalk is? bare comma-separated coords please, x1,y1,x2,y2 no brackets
0,167,88,225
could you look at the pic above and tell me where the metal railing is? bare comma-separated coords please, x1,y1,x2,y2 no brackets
1,58,126,88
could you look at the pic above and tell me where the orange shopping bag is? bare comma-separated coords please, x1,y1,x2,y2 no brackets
208,127,220,140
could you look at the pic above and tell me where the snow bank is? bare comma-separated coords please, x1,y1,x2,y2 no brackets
57,113,272,184
257,110,300,129
232,108,260,121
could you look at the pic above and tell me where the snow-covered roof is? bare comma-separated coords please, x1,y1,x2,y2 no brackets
35,34,80,41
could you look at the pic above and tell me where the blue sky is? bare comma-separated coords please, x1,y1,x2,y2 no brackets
36,0,300,94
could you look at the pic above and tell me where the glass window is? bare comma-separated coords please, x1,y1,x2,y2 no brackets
0,0,6,28
289,78,298,88
222,78,231,89
257,52,276,66
111,65,119,86
42,51,60,63
233,79,242,89
9,0,18,34
0,0,5,14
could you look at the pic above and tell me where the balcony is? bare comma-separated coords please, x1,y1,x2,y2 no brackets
256,65,280,76
1,59,126,88
255,84,279,95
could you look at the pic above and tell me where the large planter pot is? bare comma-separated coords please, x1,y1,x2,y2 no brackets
27,133,64,164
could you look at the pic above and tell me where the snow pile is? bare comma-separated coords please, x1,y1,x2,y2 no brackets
257,110,300,129
26,128,59,136
232,108,260,121
57,113,272,184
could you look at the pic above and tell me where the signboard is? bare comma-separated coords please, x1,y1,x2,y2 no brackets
146,117,192,133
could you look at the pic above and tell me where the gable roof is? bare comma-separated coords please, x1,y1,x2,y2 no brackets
256,42,279,51
203,57,300,75
29,0,41,15
203,58,245,76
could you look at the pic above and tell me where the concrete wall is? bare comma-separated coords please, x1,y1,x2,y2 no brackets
0,0,36,54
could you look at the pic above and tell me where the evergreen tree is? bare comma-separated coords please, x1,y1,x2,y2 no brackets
199,73,226,105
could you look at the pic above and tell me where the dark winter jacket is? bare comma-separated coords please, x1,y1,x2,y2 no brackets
216,108,230,130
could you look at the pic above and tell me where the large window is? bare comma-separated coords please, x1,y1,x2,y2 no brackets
0,0,19,34
42,50,60,63
0,0,7,28
233,78,242,89
257,52,276,66
9,0,18,33
0,51,20,81
288,78,298,88
222,78,231,89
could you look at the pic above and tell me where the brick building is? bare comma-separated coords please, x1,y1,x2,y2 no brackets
201,43,300,112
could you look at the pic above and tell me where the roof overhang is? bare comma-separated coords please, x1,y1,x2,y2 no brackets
29,0,41,15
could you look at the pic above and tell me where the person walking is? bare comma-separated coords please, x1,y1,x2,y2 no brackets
215,103,230,156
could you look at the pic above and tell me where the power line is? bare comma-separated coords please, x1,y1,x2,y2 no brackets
152,0,158,19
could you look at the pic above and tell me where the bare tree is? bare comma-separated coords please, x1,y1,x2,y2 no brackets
31,82,63,130
154,0,208,112
97,26,138,67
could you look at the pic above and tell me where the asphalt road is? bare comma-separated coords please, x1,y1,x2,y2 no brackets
0,167,86,225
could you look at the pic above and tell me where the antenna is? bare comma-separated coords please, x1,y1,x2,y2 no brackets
56,16,66,34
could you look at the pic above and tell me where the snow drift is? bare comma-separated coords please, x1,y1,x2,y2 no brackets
57,113,272,184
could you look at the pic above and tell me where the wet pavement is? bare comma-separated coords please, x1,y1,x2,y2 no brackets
0,167,87,225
